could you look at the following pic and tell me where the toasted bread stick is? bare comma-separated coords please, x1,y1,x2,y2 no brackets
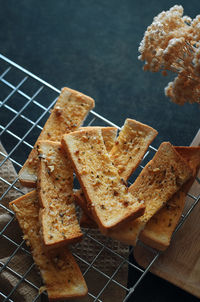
9,191,88,300
76,120,157,228
107,142,193,245
62,128,145,233
110,119,158,181
19,87,95,187
140,146,200,250
75,126,118,227
37,141,83,248
80,126,118,152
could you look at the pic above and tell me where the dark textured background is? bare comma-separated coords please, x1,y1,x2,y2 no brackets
0,0,199,301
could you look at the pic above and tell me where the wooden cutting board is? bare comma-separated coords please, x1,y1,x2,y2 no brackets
134,130,200,298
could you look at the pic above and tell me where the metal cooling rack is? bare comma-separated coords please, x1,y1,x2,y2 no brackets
0,53,199,302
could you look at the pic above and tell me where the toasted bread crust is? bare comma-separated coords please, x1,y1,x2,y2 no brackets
140,190,186,250
19,87,95,187
106,142,193,246
129,142,192,220
9,191,88,300
37,140,83,248
62,128,145,233
76,120,157,228
140,146,200,250
110,119,158,181
76,126,118,226
79,126,118,152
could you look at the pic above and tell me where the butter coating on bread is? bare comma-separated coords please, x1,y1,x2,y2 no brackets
80,126,118,152
140,191,186,250
18,87,95,187
37,140,83,248
9,191,88,300
140,146,200,250
76,121,157,228
76,126,118,227
106,142,193,245
109,119,158,181
62,128,145,233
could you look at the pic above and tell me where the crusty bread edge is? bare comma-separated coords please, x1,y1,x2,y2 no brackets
62,132,145,233
139,191,186,251
139,146,200,251
92,202,145,234
36,141,83,248
139,231,169,251
39,208,83,250
120,119,158,181
9,191,88,300
18,87,95,188
18,148,38,188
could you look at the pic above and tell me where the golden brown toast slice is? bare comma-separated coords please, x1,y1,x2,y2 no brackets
110,119,158,181
9,191,88,300
18,87,95,188
37,141,83,248
62,128,145,233
140,146,200,251
106,142,193,245
75,126,118,227
140,190,186,251
80,126,118,152
76,120,157,228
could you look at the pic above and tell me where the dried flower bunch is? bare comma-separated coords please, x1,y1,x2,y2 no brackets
138,5,200,105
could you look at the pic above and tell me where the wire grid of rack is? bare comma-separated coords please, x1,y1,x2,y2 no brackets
0,53,199,302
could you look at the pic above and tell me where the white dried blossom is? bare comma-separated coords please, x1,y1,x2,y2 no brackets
165,72,200,104
138,5,200,105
